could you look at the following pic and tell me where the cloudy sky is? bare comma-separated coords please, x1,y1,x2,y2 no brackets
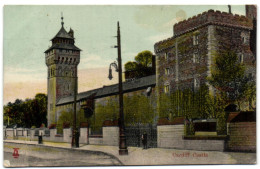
3,5,246,104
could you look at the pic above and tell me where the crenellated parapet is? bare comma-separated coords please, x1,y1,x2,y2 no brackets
174,9,253,36
155,9,253,52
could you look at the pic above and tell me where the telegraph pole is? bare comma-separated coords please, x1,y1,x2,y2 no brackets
72,68,79,148
117,21,128,155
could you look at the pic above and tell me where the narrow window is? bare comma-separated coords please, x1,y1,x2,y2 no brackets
165,68,170,75
242,37,246,44
50,104,53,111
165,52,170,61
193,34,199,45
239,53,244,63
194,78,200,88
164,85,170,93
193,53,199,63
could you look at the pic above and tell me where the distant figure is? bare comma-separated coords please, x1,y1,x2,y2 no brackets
141,132,148,149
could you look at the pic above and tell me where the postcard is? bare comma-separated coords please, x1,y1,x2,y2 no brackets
3,5,256,167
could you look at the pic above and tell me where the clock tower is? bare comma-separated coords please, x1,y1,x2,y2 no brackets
45,16,81,126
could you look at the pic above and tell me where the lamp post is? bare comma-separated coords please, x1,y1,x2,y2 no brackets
108,21,128,155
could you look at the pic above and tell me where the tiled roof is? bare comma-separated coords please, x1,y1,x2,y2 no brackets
52,26,74,40
44,43,81,53
56,75,156,105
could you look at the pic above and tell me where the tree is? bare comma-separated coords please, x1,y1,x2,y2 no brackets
3,93,47,128
208,50,253,109
134,50,153,67
124,50,154,79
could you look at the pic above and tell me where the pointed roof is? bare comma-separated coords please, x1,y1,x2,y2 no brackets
45,15,81,53
44,43,81,53
51,26,74,40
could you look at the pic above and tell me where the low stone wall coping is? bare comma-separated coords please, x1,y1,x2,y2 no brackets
89,135,103,138
183,135,227,140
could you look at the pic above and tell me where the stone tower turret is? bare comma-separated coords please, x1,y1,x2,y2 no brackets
45,16,81,126
246,5,257,20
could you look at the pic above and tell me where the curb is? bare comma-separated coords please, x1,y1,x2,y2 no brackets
4,141,123,165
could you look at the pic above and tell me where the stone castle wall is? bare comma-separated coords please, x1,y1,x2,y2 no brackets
174,9,253,36
227,122,256,152
154,9,255,100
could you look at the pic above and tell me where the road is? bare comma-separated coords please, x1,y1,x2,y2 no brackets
4,141,256,166
4,142,122,167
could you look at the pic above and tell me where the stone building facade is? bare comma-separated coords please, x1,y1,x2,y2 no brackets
55,75,156,124
45,6,256,127
45,19,81,125
154,7,256,95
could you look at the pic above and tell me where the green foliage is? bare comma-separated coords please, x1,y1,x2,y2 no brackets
243,81,256,110
89,97,119,132
208,50,253,107
134,50,153,67
124,94,155,126
158,85,228,135
124,61,138,71
158,85,213,119
124,50,154,78
3,93,47,128
56,109,87,134
185,122,195,136
90,94,156,131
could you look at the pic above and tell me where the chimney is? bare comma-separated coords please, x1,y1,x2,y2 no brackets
228,5,232,14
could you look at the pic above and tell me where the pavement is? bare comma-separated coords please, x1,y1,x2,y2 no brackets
4,140,257,166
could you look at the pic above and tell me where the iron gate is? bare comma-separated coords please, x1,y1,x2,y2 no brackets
125,124,157,148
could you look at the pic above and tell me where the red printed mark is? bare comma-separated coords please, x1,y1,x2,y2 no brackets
12,148,19,158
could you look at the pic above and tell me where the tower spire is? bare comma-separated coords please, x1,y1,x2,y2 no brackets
61,12,64,27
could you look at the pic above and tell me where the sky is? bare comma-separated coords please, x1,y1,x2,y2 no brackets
3,5,246,104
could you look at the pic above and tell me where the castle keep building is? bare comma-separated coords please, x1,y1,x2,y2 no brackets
154,7,256,94
45,6,256,127
45,18,81,125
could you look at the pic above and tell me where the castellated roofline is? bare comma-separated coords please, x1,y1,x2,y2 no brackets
174,9,253,35
154,9,253,51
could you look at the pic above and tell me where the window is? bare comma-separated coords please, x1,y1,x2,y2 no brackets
239,53,244,63
164,85,170,93
241,32,248,44
193,34,199,45
165,68,170,75
194,78,200,88
193,52,199,63
242,37,246,44
165,52,169,61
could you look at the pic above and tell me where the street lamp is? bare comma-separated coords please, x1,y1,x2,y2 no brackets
108,61,118,80
108,21,128,155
